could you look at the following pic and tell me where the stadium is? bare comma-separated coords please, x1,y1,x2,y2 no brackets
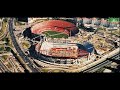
31,20,79,38
35,41,94,59
29,19,94,60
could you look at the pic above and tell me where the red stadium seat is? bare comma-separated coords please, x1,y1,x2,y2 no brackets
31,20,78,36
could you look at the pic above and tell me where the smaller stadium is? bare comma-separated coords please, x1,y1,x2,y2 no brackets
35,41,94,59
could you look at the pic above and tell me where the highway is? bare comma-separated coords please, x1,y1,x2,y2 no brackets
8,18,40,72
82,60,112,73
110,53,120,60
82,53,120,73
106,53,120,64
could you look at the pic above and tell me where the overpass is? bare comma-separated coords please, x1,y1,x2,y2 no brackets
82,50,120,73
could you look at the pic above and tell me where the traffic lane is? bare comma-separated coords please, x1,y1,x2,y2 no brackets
8,20,39,72
82,60,112,73
9,20,38,68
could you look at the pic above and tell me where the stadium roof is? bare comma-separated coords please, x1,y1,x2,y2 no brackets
77,42,94,53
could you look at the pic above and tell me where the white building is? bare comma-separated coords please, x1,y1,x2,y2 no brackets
103,69,112,73
100,18,109,27
83,18,92,24
91,18,101,25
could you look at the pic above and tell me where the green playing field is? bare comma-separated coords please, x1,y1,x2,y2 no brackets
43,31,68,38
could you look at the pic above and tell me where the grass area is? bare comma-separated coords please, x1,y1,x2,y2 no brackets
2,55,8,60
0,18,8,39
51,69,65,73
0,20,7,36
95,67,106,73
43,31,68,38
41,68,50,72
7,34,14,47
111,29,120,36
1,19,7,32
0,46,4,51
14,19,26,26
21,41,31,49
41,68,66,73
15,21,26,26
5,47,11,52
33,19,48,23
0,31,3,36
0,46,11,52
97,27,103,30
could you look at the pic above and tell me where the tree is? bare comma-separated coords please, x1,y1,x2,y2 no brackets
4,38,9,45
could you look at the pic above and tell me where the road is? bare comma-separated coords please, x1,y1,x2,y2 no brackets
106,53,120,64
8,18,40,73
82,60,112,73
110,53,120,60
82,53,120,73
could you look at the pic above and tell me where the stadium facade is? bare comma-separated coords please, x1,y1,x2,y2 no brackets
35,41,94,59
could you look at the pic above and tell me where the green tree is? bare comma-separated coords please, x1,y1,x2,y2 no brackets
4,38,9,45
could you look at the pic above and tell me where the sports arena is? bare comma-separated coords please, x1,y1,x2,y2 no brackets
35,41,94,59
31,20,79,38
29,19,94,61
